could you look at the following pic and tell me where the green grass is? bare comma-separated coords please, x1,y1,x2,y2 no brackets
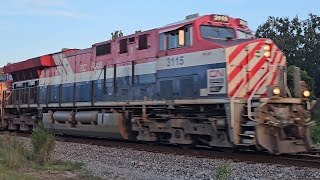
30,161,83,172
0,132,87,180
0,164,36,180
44,161,83,172
0,134,28,168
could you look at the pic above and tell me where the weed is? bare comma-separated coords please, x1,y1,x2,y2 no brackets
31,126,56,164
214,161,231,180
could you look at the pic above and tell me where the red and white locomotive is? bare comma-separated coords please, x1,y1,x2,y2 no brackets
0,14,313,154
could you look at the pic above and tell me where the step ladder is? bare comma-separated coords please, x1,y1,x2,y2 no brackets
233,65,272,146
239,99,260,145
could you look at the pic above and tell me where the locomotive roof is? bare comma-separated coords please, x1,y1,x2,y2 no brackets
90,14,201,49
160,15,200,29
4,13,251,73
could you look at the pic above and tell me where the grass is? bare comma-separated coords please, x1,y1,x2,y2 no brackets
0,131,85,180
214,161,231,180
44,161,83,172
30,161,83,172
0,133,28,168
0,164,36,180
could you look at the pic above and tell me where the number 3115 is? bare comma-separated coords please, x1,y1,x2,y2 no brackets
167,56,184,67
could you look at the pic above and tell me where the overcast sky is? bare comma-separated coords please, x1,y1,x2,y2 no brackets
0,0,318,66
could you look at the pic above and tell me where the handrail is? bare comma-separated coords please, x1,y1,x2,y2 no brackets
230,65,247,128
246,66,272,121
246,60,290,121
284,66,292,98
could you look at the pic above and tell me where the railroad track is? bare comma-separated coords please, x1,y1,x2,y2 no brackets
2,132,320,169
308,148,320,155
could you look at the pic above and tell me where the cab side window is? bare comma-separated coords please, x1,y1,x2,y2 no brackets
168,31,178,49
161,26,191,50
159,33,165,51
184,27,191,46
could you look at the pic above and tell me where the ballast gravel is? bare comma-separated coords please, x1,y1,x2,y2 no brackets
15,136,320,180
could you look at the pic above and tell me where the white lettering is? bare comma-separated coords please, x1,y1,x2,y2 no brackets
80,64,87,72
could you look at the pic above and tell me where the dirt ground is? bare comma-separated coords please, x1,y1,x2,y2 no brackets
18,168,101,180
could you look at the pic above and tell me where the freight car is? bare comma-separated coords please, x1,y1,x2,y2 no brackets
0,14,313,154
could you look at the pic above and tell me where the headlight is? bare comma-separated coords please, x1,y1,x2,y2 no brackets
263,44,271,51
273,87,281,95
263,44,271,58
303,90,310,97
264,51,271,58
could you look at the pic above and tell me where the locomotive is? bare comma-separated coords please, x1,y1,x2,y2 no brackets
0,14,313,154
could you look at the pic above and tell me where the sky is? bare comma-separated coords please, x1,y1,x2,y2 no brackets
0,0,319,66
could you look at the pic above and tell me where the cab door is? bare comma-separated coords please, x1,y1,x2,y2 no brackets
156,26,193,100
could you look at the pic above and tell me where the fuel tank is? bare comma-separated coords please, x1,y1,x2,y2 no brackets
43,110,131,139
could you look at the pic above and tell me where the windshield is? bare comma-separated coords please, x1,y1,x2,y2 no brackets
237,30,254,39
200,25,236,40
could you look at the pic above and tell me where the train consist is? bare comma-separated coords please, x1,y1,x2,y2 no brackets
0,14,313,154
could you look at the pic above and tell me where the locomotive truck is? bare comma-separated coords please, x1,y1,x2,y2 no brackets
0,13,313,154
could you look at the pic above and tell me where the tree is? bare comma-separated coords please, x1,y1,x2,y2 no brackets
287,65,315,99
256,14,320,96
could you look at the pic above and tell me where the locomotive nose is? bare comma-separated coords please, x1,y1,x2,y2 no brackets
227,38,281,98
228,39,312,154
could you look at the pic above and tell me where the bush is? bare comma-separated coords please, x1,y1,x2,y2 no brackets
214,161,231,180
31,126,56,164
0,134,28,168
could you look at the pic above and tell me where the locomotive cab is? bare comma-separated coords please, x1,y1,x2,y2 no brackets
0,69,12,129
